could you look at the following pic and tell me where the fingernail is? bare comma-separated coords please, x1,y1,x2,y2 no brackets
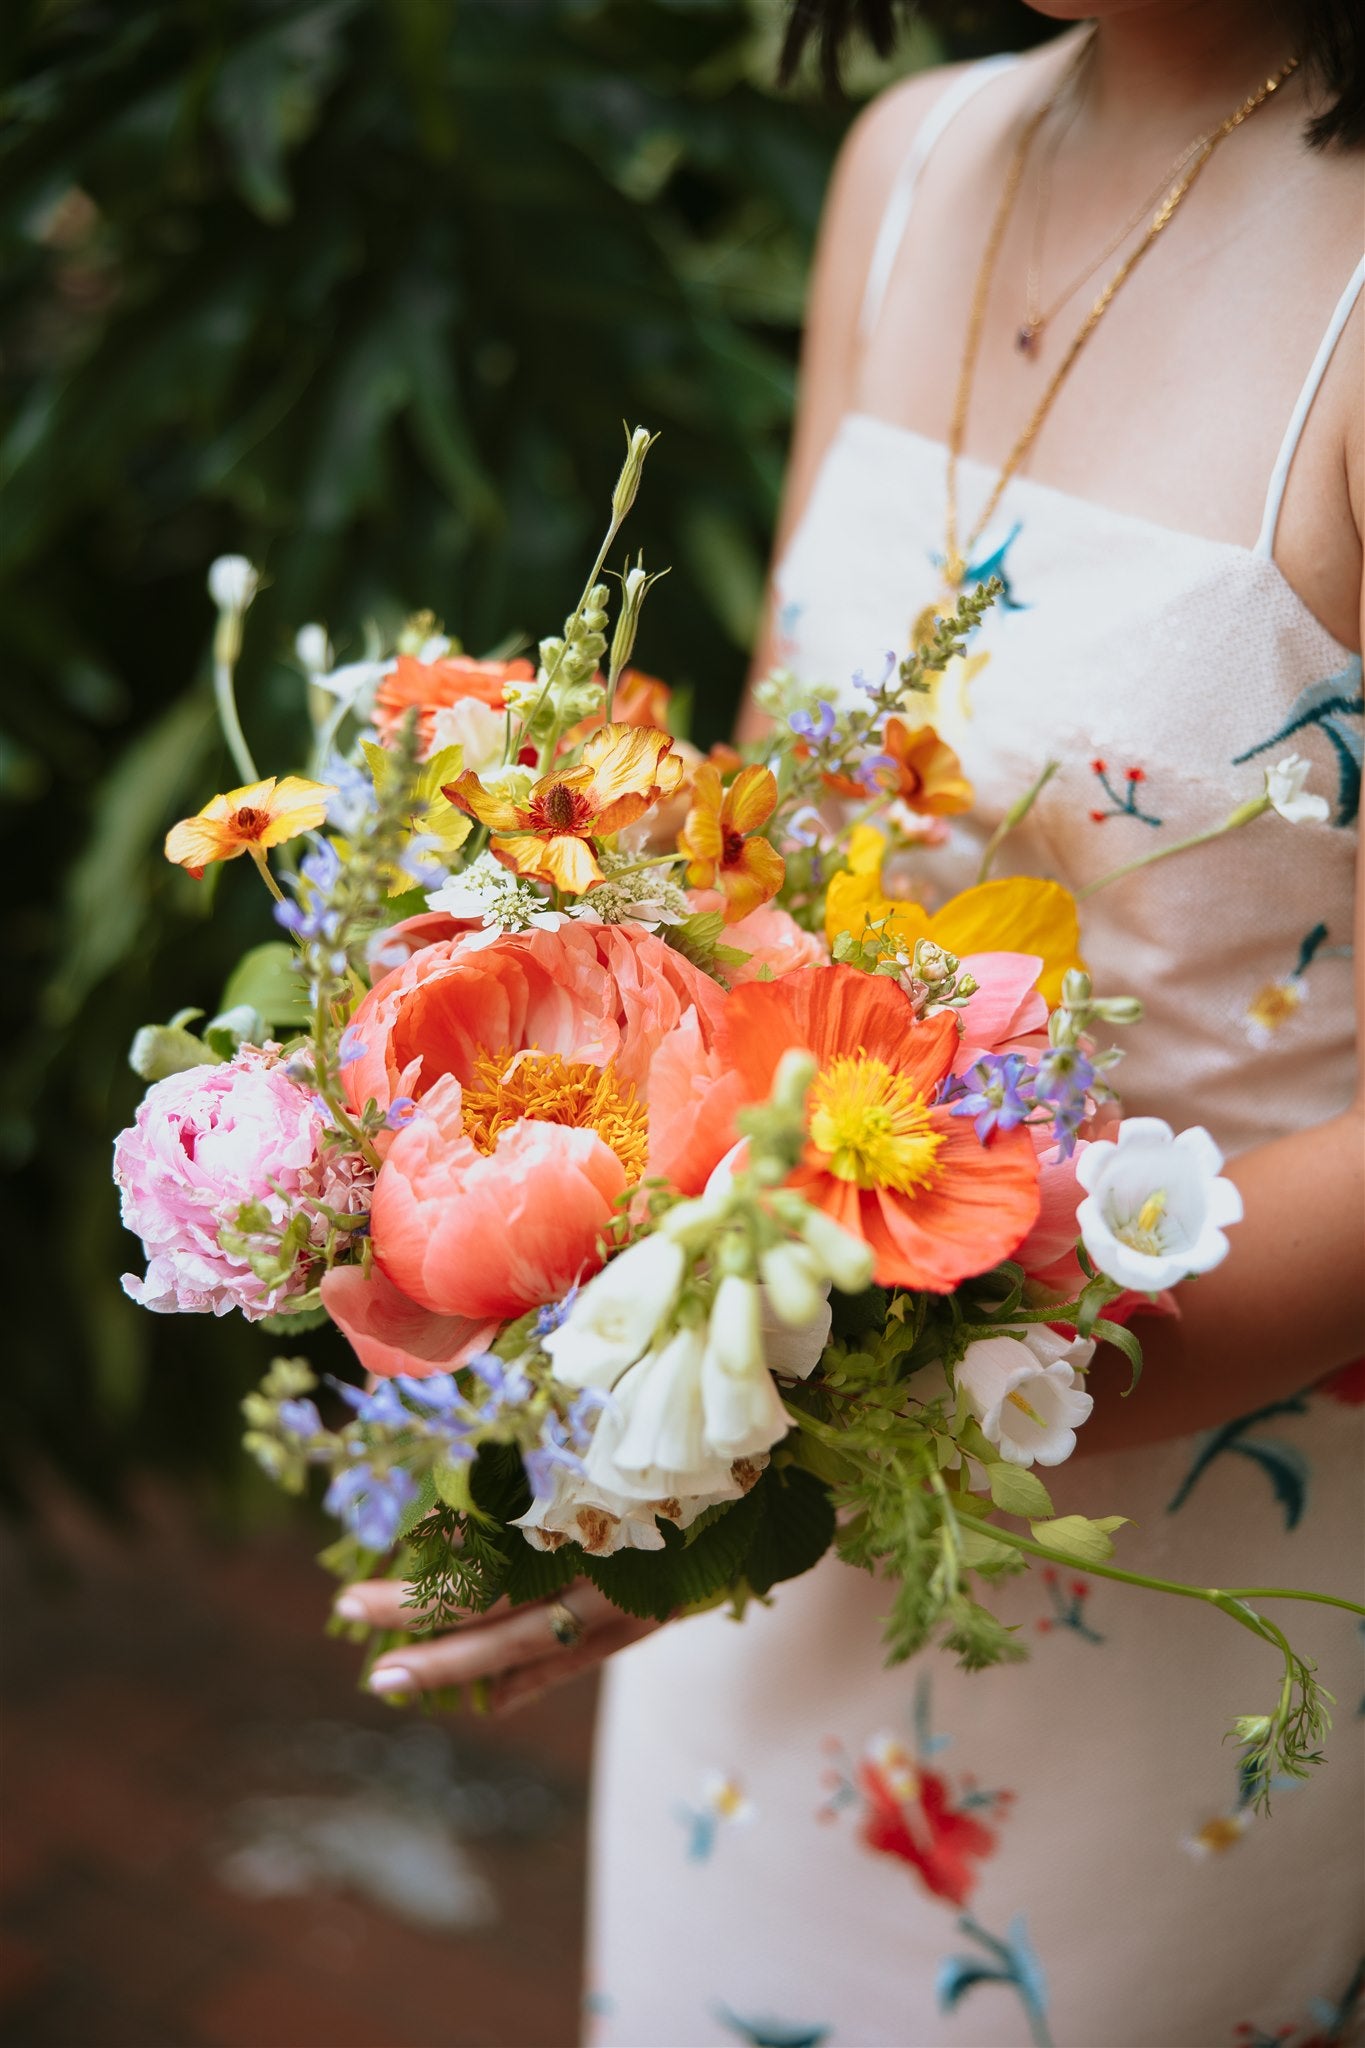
368,1665,415,1695
334,1592,367,1620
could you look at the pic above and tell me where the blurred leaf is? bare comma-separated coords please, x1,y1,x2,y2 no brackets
220,940,309,1025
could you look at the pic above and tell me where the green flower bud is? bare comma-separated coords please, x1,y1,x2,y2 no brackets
1061,968,1093,1009
1091,995,1143,1024
611,425,657,525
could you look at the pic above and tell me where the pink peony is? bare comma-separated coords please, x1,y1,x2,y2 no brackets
689,890,829,986
114,1048,335,1319
950,952,1049,1076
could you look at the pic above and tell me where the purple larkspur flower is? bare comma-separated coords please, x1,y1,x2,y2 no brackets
330,1376,409,1427
338,1025,368,1068
324,1461,418,1550
523,1413,584,1498
277,1397,323,1440
466,1352,533,1420
947,1053,1036,1143
855,751,898,792
852,650,897,698
1033,1047,1096,1158
384,1096,418,1131
534,1286,578,1339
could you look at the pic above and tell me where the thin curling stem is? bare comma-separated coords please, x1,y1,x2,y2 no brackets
214,642,260,785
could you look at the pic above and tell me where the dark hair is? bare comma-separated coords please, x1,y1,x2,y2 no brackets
779,0,1365,148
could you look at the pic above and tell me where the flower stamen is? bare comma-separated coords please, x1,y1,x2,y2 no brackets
461,1046,649,1182
808,1052,943,1196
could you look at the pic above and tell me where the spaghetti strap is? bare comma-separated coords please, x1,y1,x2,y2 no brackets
858,55,1020,345
1253,253,1365,560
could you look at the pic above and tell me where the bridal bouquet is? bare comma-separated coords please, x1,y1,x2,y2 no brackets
115,428,1346,1800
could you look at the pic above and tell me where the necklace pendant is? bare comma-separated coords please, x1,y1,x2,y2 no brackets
1014,322,1040,358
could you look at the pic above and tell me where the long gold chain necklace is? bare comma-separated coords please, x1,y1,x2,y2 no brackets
942,49,1300,590
1018,47,1212,358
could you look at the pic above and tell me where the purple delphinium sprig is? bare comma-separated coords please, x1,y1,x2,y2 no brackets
788,700,837,744
1032,1046,1096,1159
324,1462,419,1550
945,1053,1037,1143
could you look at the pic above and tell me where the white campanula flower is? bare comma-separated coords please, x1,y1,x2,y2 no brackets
1075,1116,1243,1292
1263,754,1329,825
956,1329,1095,1468
208,554,260,613
584,1325,741,1502
543,1234,687,1390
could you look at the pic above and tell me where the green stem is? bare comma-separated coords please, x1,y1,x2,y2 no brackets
953,1510,1364,1620
1077,803,1267,901
214,651,259,785
247,845,285,904
976,759,1059,885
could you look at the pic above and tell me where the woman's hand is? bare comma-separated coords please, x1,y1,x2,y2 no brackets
334,1578,660,1715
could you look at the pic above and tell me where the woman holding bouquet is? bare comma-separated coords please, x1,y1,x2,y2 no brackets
340,2,1364,2038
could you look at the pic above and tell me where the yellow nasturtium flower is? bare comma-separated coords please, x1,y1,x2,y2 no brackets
825,825,1085,1007
165,775,335,878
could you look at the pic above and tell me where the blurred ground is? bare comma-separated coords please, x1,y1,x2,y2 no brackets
0,1484,595,2048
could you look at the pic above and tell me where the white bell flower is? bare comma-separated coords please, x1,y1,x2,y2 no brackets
1263,754,1329,825
1075,1116,1243,1292
294,623,332,675
583,1326,742,1502
700,1274,793,1461
543,1235,687,1390
208,554,259,613
957,1329,1095,1468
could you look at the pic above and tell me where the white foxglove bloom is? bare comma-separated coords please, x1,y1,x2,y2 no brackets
511,1462,668,1555
758,1241,827,1327
1263,754,1329,825
208,554,260,612
584,1326,741,1502
543,1235,687,1390
1075,1116,1243,1292
700,1275,792,1461
957,1329,1095,1468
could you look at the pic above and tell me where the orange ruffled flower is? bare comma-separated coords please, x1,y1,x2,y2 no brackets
677,763,785,923
712,965,1039,1292
373,652,534,758
164,776,334,879
444,722,684,894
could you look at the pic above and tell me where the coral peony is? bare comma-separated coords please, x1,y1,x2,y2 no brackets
369,1068,633,1322
950,953,1049,1074
690,891,830,986
343,919,726,1123
115,1049,335,1319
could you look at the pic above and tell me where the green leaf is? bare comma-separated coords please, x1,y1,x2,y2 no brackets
986,1463,1055,1519
503,1537,580,1608
1093,1316,1144,1395
128,1020,222,1080
958,1523,1019,1573
744,1465,835,1597
1029,1514,1130,1565
221,941,309,1026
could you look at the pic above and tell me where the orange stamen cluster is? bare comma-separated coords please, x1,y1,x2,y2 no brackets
461,1047,649,1182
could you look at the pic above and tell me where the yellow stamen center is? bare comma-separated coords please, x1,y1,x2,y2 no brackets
1115,1187,1170,1257
807,1052,942,1196
1006,1388,1045,1426
461,1046,649,1181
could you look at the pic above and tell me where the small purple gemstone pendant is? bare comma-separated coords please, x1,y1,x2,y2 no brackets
1014,323,1040,357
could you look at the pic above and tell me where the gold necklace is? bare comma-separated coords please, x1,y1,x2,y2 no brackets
942,50,1300,589
1019,68,1212,359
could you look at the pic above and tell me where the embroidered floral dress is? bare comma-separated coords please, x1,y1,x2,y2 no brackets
585,64,1364,2048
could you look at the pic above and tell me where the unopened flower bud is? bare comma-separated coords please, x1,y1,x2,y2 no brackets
1091,995,1143,1025
708,1274,765,1378
797,1207,875,1295
294,623,331,675
759,1241,827,1326
611,425,657,525
1060,968,1092,1010
208,554,259,614
660,1191,732,1245
771,1047,817,1119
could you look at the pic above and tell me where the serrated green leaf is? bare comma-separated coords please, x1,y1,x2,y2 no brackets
503,1536,581,1608
1029,1513,1129,1565
432,1460,472,1511
744,1465,834,1596
958,1523,1018,1572
986,1462,1055,1519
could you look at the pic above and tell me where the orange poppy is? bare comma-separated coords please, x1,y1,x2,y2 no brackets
444,722,683,894
164,776,335,879
715,964,1039,1292
677,762,785,923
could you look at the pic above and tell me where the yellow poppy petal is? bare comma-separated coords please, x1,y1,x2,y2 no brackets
929,877,1084,1007
846,823,888,876
591,791,653,837
256,776,335,847
723,763,778,836
538,833,606,894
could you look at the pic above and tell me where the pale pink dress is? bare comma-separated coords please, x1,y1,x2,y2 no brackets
587,63,1365,2048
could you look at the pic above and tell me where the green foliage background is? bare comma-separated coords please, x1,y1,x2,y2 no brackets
0,0,1040,1516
